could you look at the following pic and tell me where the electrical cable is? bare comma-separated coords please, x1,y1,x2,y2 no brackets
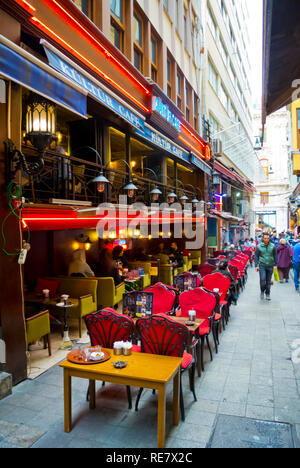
1,182,30,256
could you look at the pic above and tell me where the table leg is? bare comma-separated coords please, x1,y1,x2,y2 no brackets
89,380,96,410
157,385,166,449
173,370,180,427
64,370,72,433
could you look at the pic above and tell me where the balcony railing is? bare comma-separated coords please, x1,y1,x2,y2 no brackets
21,145,196,206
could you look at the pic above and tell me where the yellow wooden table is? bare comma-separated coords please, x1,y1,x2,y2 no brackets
60,350,183,448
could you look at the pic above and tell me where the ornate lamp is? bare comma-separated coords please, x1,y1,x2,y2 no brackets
116,159,138,199
167,191,177,204
25,94,56,154
143,168,162,202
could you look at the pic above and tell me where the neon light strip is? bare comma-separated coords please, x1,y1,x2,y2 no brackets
49,0,150,96
178,136,206,160
30,17,151,114
14,0,36,13
181,123,206,149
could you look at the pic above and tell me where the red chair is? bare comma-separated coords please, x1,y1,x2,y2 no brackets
228,264,240,299
202,273,232,326
135,315,197,421
230,259,246,289
145,283,177,315
198,263,215,278
84,308,136,409
179,287,219,374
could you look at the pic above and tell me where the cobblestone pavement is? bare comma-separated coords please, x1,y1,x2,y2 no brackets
0,268,300,448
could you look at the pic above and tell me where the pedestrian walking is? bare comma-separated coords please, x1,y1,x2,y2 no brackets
292,237,300,292
255,232,278,301
276,239,293,283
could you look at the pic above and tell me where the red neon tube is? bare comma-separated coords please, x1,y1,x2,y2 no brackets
181,123,206,149
30,17,151,114
47,0,150,97
178,136,206,160
14,0,36,13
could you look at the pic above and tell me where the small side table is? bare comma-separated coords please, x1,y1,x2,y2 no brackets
56,302,74,350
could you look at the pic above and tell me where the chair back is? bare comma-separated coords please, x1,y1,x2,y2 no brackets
179,287,217,320
136,315,188,357
145,283,177,315
202,273,231,302
228,264,239,281
84,308,135,347
198,263,215,277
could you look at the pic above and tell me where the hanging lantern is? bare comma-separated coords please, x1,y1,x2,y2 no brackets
25,94,57,152
167,192,177,204
150,186,162,202
180,194,189,205
92,172,110,193
124,180,138,199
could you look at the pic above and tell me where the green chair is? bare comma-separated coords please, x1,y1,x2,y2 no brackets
183,256,193,272
47,278,98,338
155,254,178,286
190,250,202,268
26,310,51,356
93,278,125,309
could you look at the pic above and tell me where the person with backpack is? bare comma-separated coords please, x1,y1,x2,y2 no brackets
255,232,278,301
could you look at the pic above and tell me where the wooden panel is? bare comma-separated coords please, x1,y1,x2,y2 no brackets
0,83,27,384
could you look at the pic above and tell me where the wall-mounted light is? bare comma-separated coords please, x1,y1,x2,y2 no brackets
212,171,221,186
180,194,189,206
25,93,57,153
150,187,162,202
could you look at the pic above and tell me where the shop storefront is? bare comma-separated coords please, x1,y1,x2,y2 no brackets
0,0,212,383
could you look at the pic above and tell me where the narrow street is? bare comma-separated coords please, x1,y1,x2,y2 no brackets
0,268,299,449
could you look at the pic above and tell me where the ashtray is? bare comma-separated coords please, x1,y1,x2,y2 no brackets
113,361,128,369
185,321,195,327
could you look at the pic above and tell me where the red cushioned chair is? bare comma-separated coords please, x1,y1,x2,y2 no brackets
145,283,178,315
179,287,219,375
230,259,246,289
84,308,136,409
135,315,197,421
198,263,215,278
202,273,232,327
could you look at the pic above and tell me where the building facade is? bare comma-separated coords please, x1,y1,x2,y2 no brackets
200,0,257,247
253,107,291,234
0,0,214,383
287,99,300,234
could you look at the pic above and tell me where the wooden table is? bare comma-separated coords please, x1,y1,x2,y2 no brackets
60,350,182,448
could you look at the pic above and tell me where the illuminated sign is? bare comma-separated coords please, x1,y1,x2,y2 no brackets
152,96,181,132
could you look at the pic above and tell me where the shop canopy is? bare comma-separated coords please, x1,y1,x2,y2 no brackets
263,0,300,121
0,35,87,118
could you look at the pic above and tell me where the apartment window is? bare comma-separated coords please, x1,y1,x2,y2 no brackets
110,0,124,51
167,58,173,99
219,83,228,111
260,192,269,205
177,72,182,110
194,95,199,130
175,0,179,30
208,59,218,94
133,12,143,73
151,36,158,82
110,0,123,21
207,8,217,41
185,86,190,123
73,0,92,18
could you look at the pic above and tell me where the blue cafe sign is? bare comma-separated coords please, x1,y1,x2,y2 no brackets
152,96,181,133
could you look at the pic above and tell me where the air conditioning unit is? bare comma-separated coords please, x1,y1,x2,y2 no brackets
212,139,223,155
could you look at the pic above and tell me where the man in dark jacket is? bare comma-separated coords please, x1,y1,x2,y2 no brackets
255,232,278,301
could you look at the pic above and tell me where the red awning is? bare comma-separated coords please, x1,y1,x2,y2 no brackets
215,162,256,193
